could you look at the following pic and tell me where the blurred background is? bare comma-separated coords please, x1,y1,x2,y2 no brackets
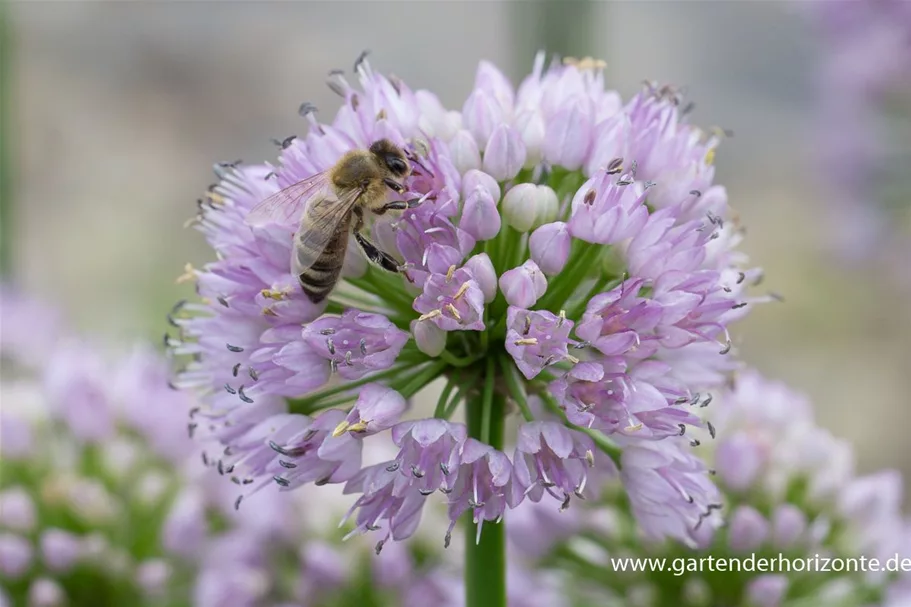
4,1,910,491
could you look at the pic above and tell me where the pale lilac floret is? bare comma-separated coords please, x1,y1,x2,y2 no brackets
446,439,518,545
499,260,547,308
333,383,407,437
391,419,466,496
568,170,649,245
619,437,722,548
504,308,576,380
341,462,429,551
413,268,485,331
513,422,594,510
574,278,662,357
301,310,409,380
529,222,570,275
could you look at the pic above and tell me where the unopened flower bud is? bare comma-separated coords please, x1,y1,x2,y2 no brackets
462,89,504,146
715,433,763,492
0,533,32,578
0,488,35,532
770,504,806,549
529,222,571,275
28,578,64,607
137,559,172,597
474,60,514,115
514,109,546,167
415,90,460,142
728,505,769,553
460,187,501,241
746,575,788,607
532,185,559,228
483,124,526,181
449,129,481,174
464,253,497,302
543,102,593,171
40,529,82,572
502,184,539,232
461,169,501,202
411,319,447,357
499,260,547,308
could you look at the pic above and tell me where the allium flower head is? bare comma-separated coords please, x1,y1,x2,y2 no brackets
169,52,763,551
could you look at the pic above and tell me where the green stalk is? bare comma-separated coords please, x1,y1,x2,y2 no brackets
465,355,506,607
499,355,534,422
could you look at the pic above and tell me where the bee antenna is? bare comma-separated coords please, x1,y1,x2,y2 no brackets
298,102,318,117
354,49,371,73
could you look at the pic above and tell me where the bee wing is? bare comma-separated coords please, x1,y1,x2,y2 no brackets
245,171,329,227
293,186,363,272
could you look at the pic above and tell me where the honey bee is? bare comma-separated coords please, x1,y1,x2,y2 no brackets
246,139,427,303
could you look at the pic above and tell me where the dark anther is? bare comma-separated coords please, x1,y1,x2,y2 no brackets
273,476,290,488
731,302,748,309
187,423,197,438
707,421,716,439
411,465,425,479
736,272,746,284
583,189,596,205
217,460,224,475
224,384,236,395
201,452,209,466
606,157,623,174
225,464,234,474
326,337,336,355
279,460,297,469
232,363,241,377
386,462,400,473
315,476,331,486
678,424,686,436
330,360,338,374
231,476,241,485
320,328,336,335
440,463,450,475
690,438,701,447
248,367,259,381
675,396,690,404
375,540,384,555
345,351,352,366
298,102,318,117
690,392,701,405
701,395,713,408
243,478,253,485
226,343,244,353
719,340,732,355
264,171,276,181
419,488,435,496
444,532,452,549
690,190,701,197
237,386,254,404
269,440,309,458
681,101,696,116
217,296,230,308
354,49,371,73
359,338,368,356
234,495,243,511
189,406,200,418
560,493,571,512
523,315,532,335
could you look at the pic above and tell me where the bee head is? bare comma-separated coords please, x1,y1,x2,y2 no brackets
370,139,411,178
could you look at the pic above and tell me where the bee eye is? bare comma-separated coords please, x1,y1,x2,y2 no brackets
385,156,408,176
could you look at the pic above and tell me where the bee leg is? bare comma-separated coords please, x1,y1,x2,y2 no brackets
383,178,406,194
352,210,402,273
354,230,401,273
381,197,424,212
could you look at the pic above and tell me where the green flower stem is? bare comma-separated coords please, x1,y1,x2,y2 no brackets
397,360,448,398
433,378,457,418
499,354,534,422
538,241,602,311
538,390,623,468
287,364,416,414
465,354,507,607
439,349,484,368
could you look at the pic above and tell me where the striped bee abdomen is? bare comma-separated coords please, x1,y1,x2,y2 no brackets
296,227,349,303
